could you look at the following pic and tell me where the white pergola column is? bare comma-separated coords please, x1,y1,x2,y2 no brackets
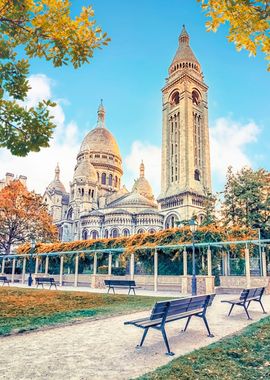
93,253,97,275
35,256,39,274
108,252,112,276
130,253,135,280
183,248,187,276
223,252,228,276
245,244,251,288
22,257,26,284
1,257,5,274
261,246,267,277
59,256,64,286
74,254,79,287
11,258,16,283
207,246,212,276
45,256,49,275
154,249,158,292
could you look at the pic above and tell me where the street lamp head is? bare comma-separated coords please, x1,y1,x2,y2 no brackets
189,219,198,234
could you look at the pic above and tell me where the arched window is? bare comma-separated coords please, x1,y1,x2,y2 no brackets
101,173,106,185
97,172,100,182
194,169,201,181
192,90,200,105
123,229,130,237
149,229,156,234
164,214,179,229
104,229,109,239
111,228,119,238
82,230,88,240
171,91,180,106
109,174,113,186
137,229,145,234
81,188,84,196
91,230,99,239
67,208,73,220
115,176,118,187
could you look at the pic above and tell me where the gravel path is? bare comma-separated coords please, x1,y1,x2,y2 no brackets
1,294,269,380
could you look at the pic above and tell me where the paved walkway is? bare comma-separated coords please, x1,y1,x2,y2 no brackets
1,294,269,380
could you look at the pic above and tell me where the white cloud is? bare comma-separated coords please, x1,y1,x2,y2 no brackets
124,141,161,196
210,117,260,186
0,74,80,194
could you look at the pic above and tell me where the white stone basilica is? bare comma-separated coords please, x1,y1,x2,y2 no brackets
43,26,211,241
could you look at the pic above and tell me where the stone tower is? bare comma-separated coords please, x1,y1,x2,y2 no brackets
158,26,211,227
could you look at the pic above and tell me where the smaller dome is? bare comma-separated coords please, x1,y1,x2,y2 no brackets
48,164,66,193
132,161,154,200
74,158,97,183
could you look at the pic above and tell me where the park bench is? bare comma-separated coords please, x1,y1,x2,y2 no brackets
221,287,266,320
35,277,57,289
124,294,215,356
0,276,10,286
104,279,137,295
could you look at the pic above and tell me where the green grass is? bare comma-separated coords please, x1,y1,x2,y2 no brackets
137,316,270,380
0,287,168,336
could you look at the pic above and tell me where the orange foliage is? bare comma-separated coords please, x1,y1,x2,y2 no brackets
0,180,58,254
17,223,257,256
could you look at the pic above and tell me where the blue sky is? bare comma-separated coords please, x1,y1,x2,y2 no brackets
0,0,269,195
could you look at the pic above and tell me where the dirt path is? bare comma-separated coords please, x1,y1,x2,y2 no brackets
1,294,269,380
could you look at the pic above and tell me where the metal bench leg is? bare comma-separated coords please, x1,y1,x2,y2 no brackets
202,315,214,337
243,305,252,320
228,304,235,316
247,301,251,309
161,327,174,356
182,316,191,332
259,300,267,314
133,288,136,295
137,328,149,348
128,287,131,295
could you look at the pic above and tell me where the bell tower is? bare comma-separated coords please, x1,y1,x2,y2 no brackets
158,26,211,226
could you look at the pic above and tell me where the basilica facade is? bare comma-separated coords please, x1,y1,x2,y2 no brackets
43,26,211,241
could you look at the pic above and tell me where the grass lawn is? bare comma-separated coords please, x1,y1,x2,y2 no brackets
0,287,167,336
138,316,270,380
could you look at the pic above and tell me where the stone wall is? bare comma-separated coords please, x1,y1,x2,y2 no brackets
220,276,270,295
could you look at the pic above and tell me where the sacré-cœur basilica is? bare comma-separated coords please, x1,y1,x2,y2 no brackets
43,26,211,242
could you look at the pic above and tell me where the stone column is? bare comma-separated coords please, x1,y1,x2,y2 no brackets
59,256,64,286
22,257,26,284
74,254,79,287
93,253,97,275
1,257,5,274
35,256,39,274
130,253,135,280
245,245,251,288
108,252,112,276
207,246,212,276
45,256,49,275
261,246,267,277
11,258,16,283
154,249,158,292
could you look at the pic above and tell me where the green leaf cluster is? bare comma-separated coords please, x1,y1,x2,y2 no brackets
0,0,109,156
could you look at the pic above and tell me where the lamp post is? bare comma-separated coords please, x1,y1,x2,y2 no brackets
28,237,36,287
189,219,198,296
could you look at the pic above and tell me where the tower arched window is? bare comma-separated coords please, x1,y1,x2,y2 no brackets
192,90,200,106
194,169,201,181
101,173,106,185
109,174,113,186
111,228,119,238
123,229,130,237
91,230,99,239
171,91,180,106
115,176,118,187
81,188,84,196
82,230,88,240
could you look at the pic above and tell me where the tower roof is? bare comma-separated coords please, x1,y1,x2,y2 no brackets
79,100,122,159
171,25,200,69
48,163,66,193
